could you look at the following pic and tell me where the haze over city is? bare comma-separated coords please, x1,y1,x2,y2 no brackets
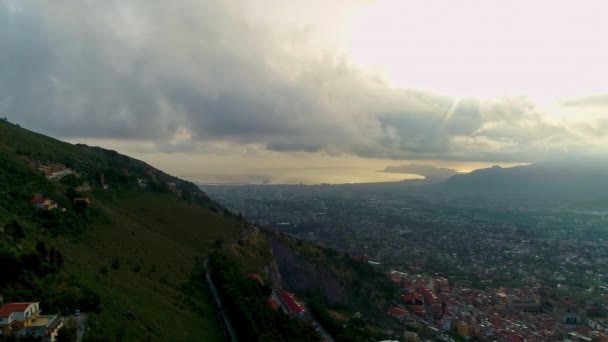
2,0,608,183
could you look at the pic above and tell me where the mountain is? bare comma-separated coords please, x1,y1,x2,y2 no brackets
0,118,246,340
443,159,608,199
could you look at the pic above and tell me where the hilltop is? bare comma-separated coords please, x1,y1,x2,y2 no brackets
0,118,246,340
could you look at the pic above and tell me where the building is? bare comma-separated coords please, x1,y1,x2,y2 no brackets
456,322,475,337
588,318,608,333
75,183,92,192
402,293,424,306
246,273,264,286
0,302,41,335
0,309,15,335
410,305,425,316
388,307,409,321
31,196,46,209
403,331,420,342
266,298,280,311
351,254,369,263
508,294,540,312
277,290,306,317
73,197,91,209
43,199,58,210
31,195,57,211
16,314,63,342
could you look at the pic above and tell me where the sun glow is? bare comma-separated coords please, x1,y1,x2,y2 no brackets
344,0,608,103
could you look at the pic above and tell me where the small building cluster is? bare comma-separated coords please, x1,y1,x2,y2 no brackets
24,158,73,180
167,182,183,198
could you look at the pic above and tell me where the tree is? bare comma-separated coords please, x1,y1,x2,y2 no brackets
111,257,120,270
61,175,81,189
5,220,25,241
65,187,79,201
0,252,21,285
20,252,46,276
56,251,64,268
56,324,77,342
212,238,224,249
49,247,56,265
36,240,47,258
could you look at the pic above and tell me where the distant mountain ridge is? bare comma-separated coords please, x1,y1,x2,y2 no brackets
443,159,608,197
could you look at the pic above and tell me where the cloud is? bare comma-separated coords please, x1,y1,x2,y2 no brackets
0,0,604,163
561,95,608,107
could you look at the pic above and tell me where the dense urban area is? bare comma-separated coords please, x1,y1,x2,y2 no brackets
205,182,608,342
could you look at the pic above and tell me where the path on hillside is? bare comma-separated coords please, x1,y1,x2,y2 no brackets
201,226,258,342
203,258,238,342
69,313,87,342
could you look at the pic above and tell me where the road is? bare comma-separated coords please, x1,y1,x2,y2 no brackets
204,258,239,342
311,317,335,342
199,226,259,342
66,313,87,342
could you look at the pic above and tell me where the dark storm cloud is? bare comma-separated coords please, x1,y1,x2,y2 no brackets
0,0,595,162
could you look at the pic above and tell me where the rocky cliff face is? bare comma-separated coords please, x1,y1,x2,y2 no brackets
269,235,346,306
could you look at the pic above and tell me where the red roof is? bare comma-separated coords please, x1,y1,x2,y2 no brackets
31,196,45,204
389,274,401,283
0,303,36,317
388,307,409,316
277,290,305,315
266,297,279,311
402,293,424,304
411,306,425,315
420,288,439,303
247,273,264,286
351,255,368,262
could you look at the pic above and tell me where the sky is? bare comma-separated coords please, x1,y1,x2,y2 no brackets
2,0,608,184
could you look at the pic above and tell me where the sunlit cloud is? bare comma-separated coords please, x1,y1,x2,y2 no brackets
1,0,608,184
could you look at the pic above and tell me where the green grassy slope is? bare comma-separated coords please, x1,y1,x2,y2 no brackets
0,119,244,340
59,191,243,340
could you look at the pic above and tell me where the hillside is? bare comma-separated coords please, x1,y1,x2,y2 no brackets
218,228,403,341
0,119,246,340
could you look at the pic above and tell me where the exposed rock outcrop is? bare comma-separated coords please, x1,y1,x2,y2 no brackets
268,235,346,306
